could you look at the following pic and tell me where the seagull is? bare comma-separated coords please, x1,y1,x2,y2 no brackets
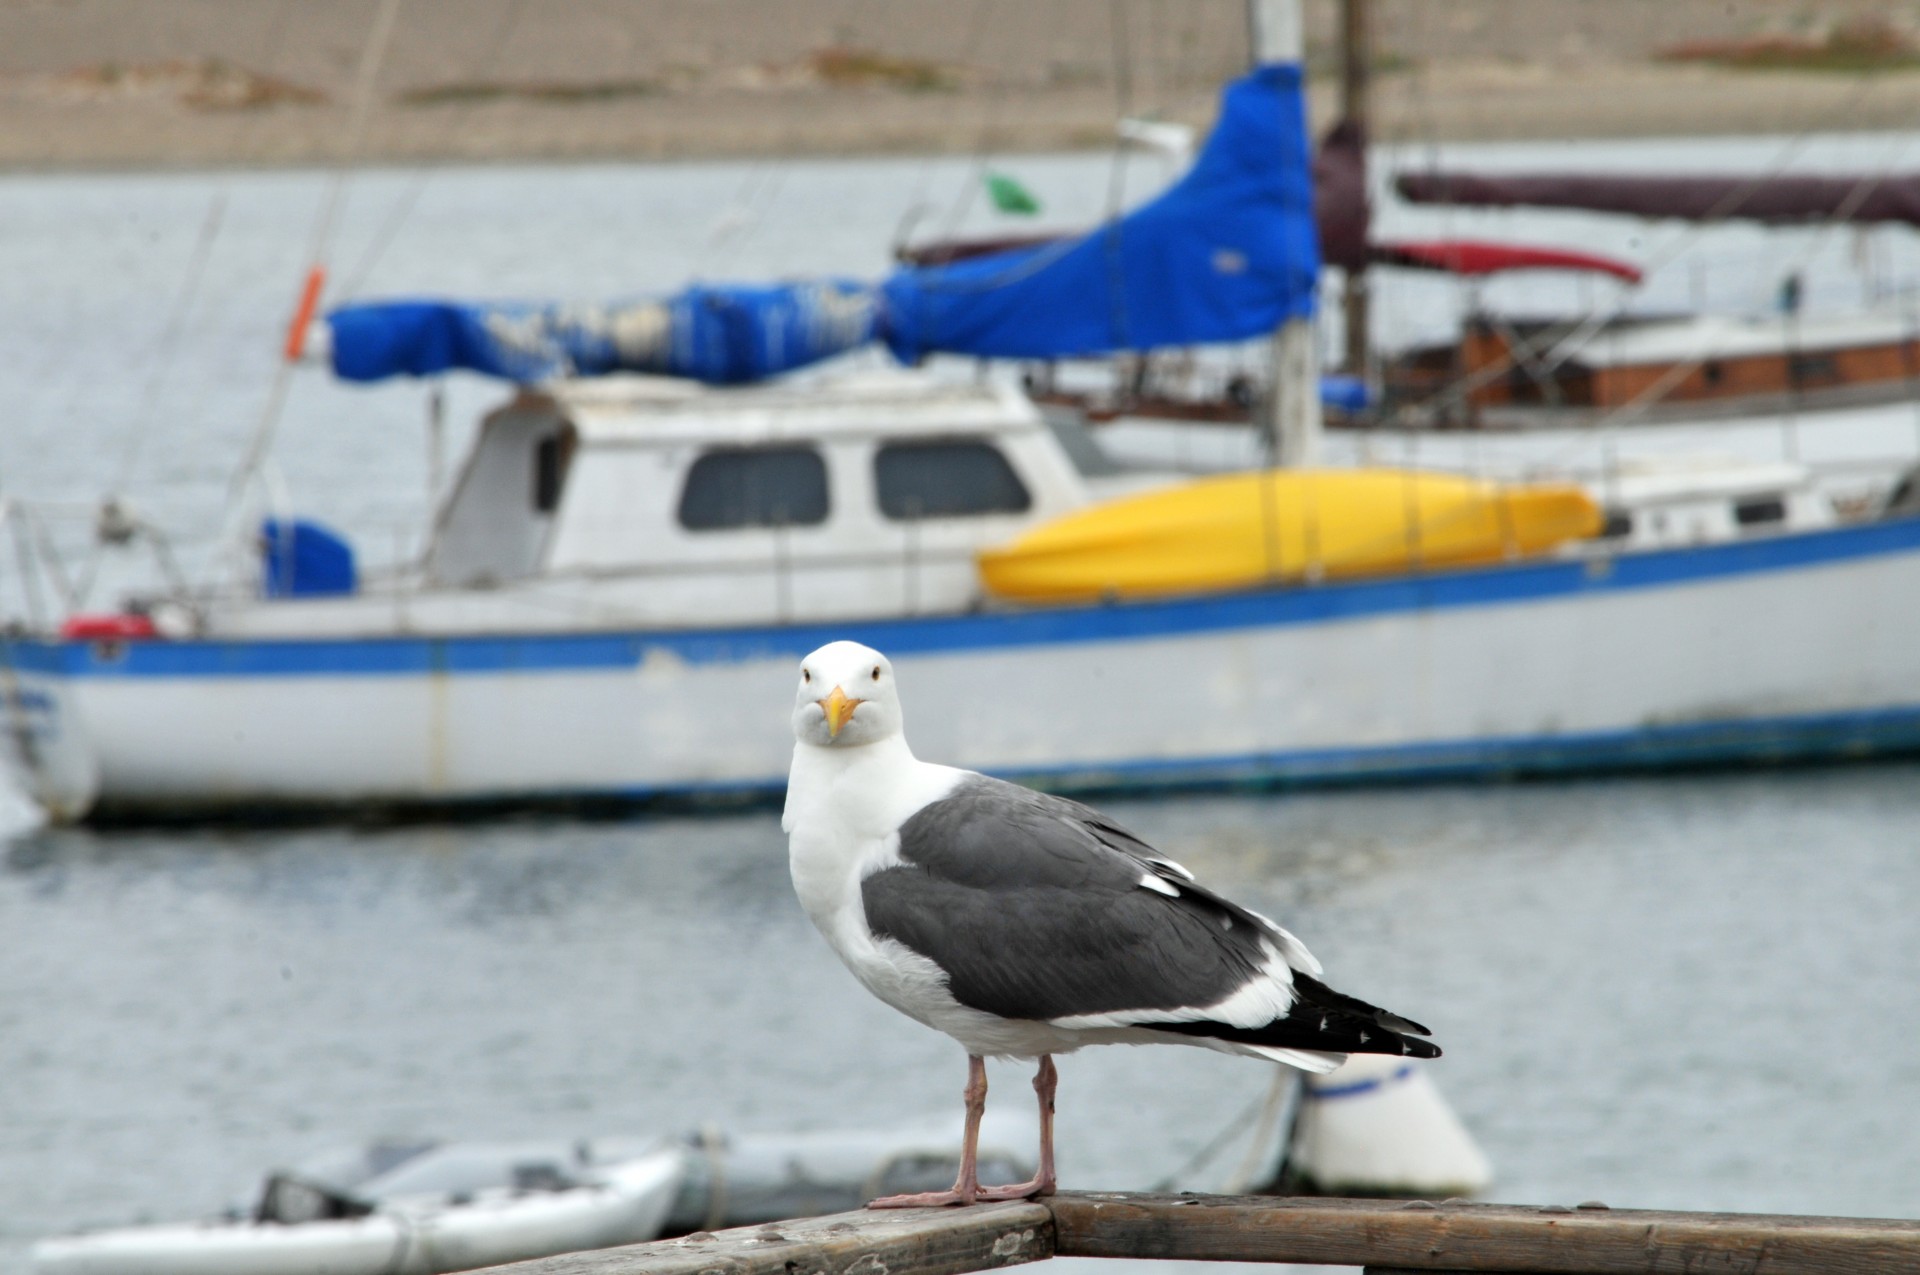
782,640,1439,1208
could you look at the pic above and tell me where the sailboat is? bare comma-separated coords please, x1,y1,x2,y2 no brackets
1387,165,1920,426
4,4,1920,824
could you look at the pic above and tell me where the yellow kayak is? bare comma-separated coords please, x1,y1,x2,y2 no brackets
978,467,1602,603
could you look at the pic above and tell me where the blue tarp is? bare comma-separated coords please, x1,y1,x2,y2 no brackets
881,64,1319,362
330,281,879,385
324,64,1317,385
260,519,357,598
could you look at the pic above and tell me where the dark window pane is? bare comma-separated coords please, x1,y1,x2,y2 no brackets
875,439,1031,520
532,428,576,514
1788,352,1838,385
678,445,829,531
1734,495,1787,526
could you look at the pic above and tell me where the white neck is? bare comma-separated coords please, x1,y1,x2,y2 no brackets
784,732,908,828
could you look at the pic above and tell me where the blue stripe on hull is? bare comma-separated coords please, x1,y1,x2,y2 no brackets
86,701,1920,820
16,514,1920,681
1002,701,1920,791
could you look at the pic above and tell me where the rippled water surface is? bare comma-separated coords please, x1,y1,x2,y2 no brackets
5,768,1919,1271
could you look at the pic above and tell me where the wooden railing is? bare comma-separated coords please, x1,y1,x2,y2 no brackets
478,1192,1920,1275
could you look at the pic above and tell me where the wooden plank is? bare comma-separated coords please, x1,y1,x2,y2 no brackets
472,1201,1054,1275
1047,1192,1920,1274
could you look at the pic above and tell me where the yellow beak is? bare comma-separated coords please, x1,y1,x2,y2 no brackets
822,687,862,738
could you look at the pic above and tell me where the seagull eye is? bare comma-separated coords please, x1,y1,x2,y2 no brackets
871,667,882,681
802,669,811,683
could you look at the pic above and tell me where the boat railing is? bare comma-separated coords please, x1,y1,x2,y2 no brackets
471,1191,1920,1275
0,494,202,634
0,495,87,633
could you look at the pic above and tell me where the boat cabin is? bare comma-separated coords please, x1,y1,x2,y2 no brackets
217,370,1092,637
204,369,1843,642
1391,310,1920,424
1585,457,1835,550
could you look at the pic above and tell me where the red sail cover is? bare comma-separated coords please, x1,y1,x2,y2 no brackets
1371,238,1643,282
1396,170,1920,228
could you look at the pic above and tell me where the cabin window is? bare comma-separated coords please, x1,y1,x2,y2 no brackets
874,439,1031,520
1600,508,1633,539
533,427,576,514
678,445,830,531
1734,495,1788,527
1701,360,1724,387
1788,353,1838,385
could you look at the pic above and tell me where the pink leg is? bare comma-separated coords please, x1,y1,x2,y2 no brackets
868,1054,987,1208
976,1055,1057,1201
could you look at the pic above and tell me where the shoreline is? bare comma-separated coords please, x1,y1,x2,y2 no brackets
9,0,1920,174
11,69,1920,176
11,63,1920,176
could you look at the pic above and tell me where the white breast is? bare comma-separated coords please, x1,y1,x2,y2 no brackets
785,738,970,1029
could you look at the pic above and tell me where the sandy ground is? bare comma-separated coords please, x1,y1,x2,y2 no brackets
5,0,1920,169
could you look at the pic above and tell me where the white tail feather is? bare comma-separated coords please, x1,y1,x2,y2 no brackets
1242,1044,1347,1073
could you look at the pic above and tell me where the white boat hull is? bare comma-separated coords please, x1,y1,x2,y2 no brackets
32,1150,684,1275
11,519,1920,820
0,654,99,821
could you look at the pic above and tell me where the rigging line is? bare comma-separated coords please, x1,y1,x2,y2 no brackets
1763,130,1917,303
928,0,1009,250
1415,65,1901,429
227,0,404,507
1100,0,1135,348
221,0,301,164
158,0,296,402
1163,0,1213,121
1582,138,1920,437
659,23,795,279
692,0,880,280
338,0,530,302
892,0,994,257
307,0,407,276
1147,1075,1280,1192
690,162,788,282
1508,128,1920,475
111,193,229,497
1133,0,1158,115
32,0,296,506
65,0,298,610
1107,0,1136,172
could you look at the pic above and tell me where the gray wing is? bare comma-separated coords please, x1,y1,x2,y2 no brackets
861,775,1436,1056
863,775,1286,1020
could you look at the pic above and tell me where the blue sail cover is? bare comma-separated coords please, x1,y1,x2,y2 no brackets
880,63,1319,362
324,64,1315,385
328,281,879,385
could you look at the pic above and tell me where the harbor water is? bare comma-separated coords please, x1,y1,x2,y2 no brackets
5,771,1919,1272
4,138,1920,1269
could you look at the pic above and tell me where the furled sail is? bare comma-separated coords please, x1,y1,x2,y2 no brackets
328,281,879,384
881,63,1319,362
899,112,1360,273
325,64,1318,386
1396,169,1920,229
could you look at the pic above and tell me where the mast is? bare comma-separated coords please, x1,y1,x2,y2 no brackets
1248,0,1324,466
1339,0,1371,378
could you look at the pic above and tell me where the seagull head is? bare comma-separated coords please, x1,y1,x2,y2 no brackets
792,640,903,749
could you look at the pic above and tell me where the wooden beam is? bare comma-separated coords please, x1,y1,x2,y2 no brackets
474,1200,1053,1275
1047,1192,1920,1274
462,1191,1920,1275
